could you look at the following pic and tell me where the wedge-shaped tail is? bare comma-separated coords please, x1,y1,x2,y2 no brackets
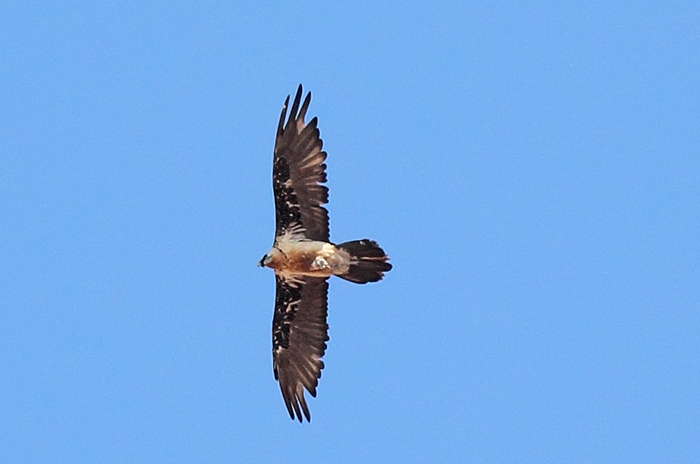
337,239,392,284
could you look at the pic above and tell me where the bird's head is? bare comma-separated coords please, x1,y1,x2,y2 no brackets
258,247,285,269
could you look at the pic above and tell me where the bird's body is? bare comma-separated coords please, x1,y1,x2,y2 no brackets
263,236,351,279
259,85,392,422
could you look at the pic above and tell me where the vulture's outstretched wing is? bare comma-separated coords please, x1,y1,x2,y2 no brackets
272,275,329,422
273,85,329,242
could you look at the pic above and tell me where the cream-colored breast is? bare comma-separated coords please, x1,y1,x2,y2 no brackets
276,239,350,277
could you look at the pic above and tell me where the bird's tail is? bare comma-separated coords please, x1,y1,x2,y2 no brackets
337,239,392,284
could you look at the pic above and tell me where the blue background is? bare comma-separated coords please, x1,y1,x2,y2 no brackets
2,2,698,462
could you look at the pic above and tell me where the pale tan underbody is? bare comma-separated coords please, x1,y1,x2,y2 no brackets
263,234,352,279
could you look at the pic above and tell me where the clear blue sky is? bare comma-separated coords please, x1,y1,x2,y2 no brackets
1,2,698,462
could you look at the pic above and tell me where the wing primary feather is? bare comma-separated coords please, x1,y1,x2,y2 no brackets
282,387,295,419
298,390,311,422
290,389,303,422
287,85,304,130
298,90,312,122
277,95,290,135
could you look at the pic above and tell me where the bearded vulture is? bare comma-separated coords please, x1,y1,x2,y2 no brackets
258,85,392,422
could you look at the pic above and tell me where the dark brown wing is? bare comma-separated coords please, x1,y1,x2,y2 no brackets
273,85,329,242
272,275,329,422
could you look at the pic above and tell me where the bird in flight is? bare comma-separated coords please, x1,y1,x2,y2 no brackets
259,85,392,422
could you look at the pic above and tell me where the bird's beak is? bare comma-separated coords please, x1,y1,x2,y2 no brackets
258,256,266,267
